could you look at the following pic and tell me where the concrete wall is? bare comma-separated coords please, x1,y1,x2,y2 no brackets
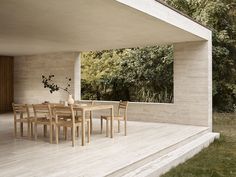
14,40,211,128
173,41,212,128
81,41,212,128
80,100,176,123
14,52,80,104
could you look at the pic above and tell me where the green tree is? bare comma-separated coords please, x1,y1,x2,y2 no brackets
164,0,236,111
81,45,173,103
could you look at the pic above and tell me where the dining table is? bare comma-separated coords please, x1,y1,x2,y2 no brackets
74,104,114,146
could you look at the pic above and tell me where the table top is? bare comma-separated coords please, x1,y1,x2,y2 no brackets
27,103,113,111
73,104,113,111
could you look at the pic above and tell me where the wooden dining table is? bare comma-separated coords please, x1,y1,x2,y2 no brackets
74,104,114,146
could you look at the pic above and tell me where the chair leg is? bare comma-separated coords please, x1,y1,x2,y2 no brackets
28,122,31,139
87,121,90,143
31,122,34,137
77,127,79,137
64,127,67,140
72,126,75,147
55,126,59,144
90,112,93,134
106,119,109,137
43,125,47,137
118,120,120,133
14,121,17,137
124,120,127,136
49,124,53,144
58,126,61,138
20,122,23,137
34,123,37,140
71,128,72,139
52,125,54,139
101,118,103,134
71,128,75,140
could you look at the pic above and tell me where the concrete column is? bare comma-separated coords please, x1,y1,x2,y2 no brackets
173,40,212,128
74,52,81,101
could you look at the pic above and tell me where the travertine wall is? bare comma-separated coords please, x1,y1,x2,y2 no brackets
82,41,212,128
14,40,211,128
173,41,212,128
14,52,80,104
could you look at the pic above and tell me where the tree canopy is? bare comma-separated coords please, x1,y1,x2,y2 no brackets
81,46,173,103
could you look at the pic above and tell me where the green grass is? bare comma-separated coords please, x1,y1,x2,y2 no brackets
161,113,236,177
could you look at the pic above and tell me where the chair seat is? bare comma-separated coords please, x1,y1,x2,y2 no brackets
15,118,29,122
52,115,72,120
28,116,35,120
32,117,52,124
16,116,40,122
76,116,91,122
101,115,124,120
55,119,82,127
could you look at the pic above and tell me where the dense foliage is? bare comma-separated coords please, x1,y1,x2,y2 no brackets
81,0,236,111
81,46,173,103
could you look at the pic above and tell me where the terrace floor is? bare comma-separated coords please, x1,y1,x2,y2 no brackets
0,114,209,177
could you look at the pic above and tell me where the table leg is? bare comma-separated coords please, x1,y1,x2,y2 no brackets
90,111,93,134
82,109,86,146
20,113,23,137
110,107,114,138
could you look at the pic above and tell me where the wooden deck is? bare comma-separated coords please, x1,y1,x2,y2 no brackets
0,114,209,177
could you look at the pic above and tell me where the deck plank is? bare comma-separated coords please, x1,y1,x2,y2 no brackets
0,114,208,177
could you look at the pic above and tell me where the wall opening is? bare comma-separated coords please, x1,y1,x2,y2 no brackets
81,45,174,103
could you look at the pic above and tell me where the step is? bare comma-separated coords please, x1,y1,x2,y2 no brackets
106,128,211,177
118,132,219,177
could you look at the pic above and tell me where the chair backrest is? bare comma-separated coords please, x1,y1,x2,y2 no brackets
12,103,29,119
118,101,128,119
74,100,94,117
53,105,75,123
32,104,52,120
90,100,95,105
49,103,64,107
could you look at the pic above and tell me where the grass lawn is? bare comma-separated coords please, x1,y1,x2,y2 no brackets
162,113,236,177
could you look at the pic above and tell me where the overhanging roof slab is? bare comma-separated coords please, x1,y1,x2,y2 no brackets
0,0,211,56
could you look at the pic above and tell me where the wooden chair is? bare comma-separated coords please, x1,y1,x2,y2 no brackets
49,103,64,107
50,102,85,140
12,103,32,138
88,100,95,133
49,103,67,137
101,101,128,136
26,104,35,138
51,103,76,140
53,105,90,147
32,104,54,143
75,100,94,134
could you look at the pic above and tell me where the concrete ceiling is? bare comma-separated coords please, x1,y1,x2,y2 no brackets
0,0,207,56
